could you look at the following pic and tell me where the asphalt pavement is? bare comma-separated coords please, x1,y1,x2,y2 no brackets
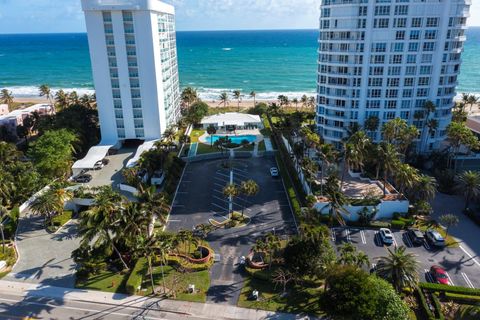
331,227,480,288
166,157,297,305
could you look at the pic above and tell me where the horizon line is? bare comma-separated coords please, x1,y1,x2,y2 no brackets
0,27,323,36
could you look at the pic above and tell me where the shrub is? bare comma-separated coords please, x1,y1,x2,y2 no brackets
420,282,480,296
125,258,147,295
416,288,435,320
3,206,20,239
445,292,480,304
431,293,445,320
391,220,406,230
245,266,271,281
369,221,391,229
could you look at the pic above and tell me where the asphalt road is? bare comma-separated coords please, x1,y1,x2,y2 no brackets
166,157,297,305
0,291,211,320
331,227,480,288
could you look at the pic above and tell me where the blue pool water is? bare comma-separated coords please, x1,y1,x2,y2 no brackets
206,135,256,145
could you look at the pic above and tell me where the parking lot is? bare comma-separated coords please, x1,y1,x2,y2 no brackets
166,157,297,305
331,227,480,289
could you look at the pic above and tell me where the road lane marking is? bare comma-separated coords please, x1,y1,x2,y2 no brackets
346,229,351,243
445,272,455,286
360,230,366,244
424,241,431,251
462,272,475,288
404,233,413,247
459,245,480,268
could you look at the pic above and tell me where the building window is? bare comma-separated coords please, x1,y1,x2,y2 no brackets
411,18,422,28
396,31,405,40
426,17,439,27
410,30,420,40
408,42,419,52
405,66,416,75
374,18,389,28
375,5,390,16
393,18,407,28
394,5,408,15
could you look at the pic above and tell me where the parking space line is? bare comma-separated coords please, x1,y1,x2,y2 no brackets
331,230,336,242
214,182,225,188
214,176,229,183
425,269,434,283
445,272,455,286
462,273,475,288
212,202,228,211
346,229,351,243
216,172,231,179
423,241,431,251
404,232,413,247
392,234,398,247
232,167,250,175
360,230,366,245
213,195,228,203
459,245,480,268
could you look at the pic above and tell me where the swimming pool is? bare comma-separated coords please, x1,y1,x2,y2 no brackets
205,135,257,145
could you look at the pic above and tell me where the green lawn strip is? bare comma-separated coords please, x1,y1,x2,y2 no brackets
208,107,241,115
0,246,17,267
0,271,10,279
141,265,210,303
196,143,221,155
258,140,266,152
76,270,129,294
190,129,205,143
52,211,73,227
238,277,325,315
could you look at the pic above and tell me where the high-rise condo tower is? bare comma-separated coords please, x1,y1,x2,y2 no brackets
81,0,180,143
316,0,471,151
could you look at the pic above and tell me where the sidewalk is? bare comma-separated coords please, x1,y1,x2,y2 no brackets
0,280,304,320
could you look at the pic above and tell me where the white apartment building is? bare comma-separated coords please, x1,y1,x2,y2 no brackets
316,0,471,151
81,0,181,144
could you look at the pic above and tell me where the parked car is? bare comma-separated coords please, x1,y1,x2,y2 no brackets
407,228,425,246
74,174,92,183
379,228,394,245
430,265,449,285
425,229,446,248
93,160,104,170
270,167,279,177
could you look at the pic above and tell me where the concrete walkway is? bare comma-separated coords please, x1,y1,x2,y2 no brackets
264,138,273,152
432,192,480,262
188,143,198,157
0,280,307,320
5,212,80,288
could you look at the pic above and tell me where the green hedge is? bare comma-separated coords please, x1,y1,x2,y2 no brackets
391,220,406,230
420,282,480,296
245,266,271,282
126,258,147,295
166,256,212,272
416,287,435,320
431,293,445,320
445,292,480,304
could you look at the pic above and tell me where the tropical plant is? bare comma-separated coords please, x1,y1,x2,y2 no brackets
393,163,419,195
30,186,73,227
439,214,459,238
265,232,281,269
206,125,217,147
239,180,259,217
250,91,257,108
0,206,8,254
300,95,308,108
272,268,294,295
162,126,176,144
219,92,229,108
39,84,53,106
233,90,242,111
323,174,349,226
180,87,198,109
408,174,437,203
375,246,419,292
0,89,13,110
378,142,400,195
223,183,239,216
455,170,480,210
364,115,380,139
338,243,369,268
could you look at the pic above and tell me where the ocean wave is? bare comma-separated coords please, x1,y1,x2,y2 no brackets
196,88,317,101
222,48,233,51
6,86,95,98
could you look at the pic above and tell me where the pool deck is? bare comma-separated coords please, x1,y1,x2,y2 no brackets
198,129,263,145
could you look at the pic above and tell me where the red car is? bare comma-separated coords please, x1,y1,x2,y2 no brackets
430,265,449,285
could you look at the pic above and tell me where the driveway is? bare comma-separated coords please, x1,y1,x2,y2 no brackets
5,212,80,288
166,157,297,305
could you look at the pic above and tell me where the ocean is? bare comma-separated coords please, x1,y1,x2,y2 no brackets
0,28,479,100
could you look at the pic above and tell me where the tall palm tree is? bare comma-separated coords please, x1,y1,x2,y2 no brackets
54,89,69,110
250,91,257,108
300,95,308,109
376,246,419,292
233,90,242,111
378,142,400,195
265,233,281,269
292,98,299,111
68,91,80,105
420,100,436,152
155,236,173,294
30,186,72,227
138,186,170,235
0,89,14,110
394,163,419,195
308,96,316,109
364,116,380,139
219,92,229,108
223,183,239,216
39,84,53,107
162,126,176,144
409,174,437,203
323,174,349,226
134,235,158,294
0,206,8,254
240,180,259,217
455,170,480,210
181,87,198,109
468,95,479,112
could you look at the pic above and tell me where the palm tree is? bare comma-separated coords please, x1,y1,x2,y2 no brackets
250,91,257,108
409,174,437,203
439,214,459,238
155,236,173,294
233,90,242,111
240,180,259,217
292,98,299,111
339,243,369,268
455,170,480,210
0,206,8,254
0,89,14,110
55,89,69,110
364,115,380,139
181,87,198,109
39,84,53,106
317,143,336,195
376,246,419,292
308,96,316,109
300,95,308,109
468,95,479,112
30,186,72,227
68,91,80,105
134,235,158,294
378,142,400,195
394,163,419,195
78,187,129,270
420,100,436,152
219,92,229,108
223,183,239,216
323,174,349,226
162,126,176,144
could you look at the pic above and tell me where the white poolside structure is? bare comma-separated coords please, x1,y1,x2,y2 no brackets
74,0,181,172
201,113,263,131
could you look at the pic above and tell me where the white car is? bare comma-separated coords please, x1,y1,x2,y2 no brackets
270,167,279,177
379,228,394,245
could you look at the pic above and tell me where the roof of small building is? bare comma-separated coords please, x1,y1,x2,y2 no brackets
201,113,261,126
467,116,480,134
0,104,52,121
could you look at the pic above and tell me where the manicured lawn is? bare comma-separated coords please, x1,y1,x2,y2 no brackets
142,265,210,303
52,211,73,226
238,277,326,315
196,143,220,155
0,246,17,267
190,129,205,143
258,140,266,152
76,270,129,294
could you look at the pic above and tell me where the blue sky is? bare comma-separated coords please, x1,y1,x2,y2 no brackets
0,0,479,34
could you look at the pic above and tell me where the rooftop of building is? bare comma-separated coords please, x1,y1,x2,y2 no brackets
201,113,262,126
0,104,52,121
